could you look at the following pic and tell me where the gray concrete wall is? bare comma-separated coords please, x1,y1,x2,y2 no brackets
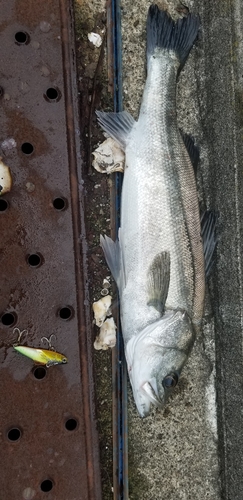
201,1,243,498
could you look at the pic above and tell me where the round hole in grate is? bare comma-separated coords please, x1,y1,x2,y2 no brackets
0,199,9,212
65,418,78,431
52,197,67,211
33,366,47,380
15,31,30,45
44,87,61,102
58,306,73,321
1,312,17,326
21,142,34,155
40,479,53,492
7,427,22,441
27,253,43,268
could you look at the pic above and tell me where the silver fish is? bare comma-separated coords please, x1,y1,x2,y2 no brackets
97,6,215,417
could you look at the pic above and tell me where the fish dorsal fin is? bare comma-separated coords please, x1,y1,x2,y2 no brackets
147,251,170,314
201,210,218,278
96,110,135,150
180,131,199,174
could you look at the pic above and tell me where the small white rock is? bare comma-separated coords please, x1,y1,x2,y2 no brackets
94,317,117,350
40,21,51,33
26,182,35,193
92,295,112,327
92,138,125,174
30,40,40,49
18,81,30,94
102,278,111,288
1,138,16,150
0,157,12,194
40,65,50,77
88,32,102,48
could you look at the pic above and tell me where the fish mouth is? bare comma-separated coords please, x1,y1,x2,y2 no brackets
141,378,164,410
132,378,163,418
134,379,164,418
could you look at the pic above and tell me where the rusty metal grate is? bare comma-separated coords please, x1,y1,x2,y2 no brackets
0,1,101,498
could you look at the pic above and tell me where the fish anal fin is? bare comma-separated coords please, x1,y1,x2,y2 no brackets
147,251,170,314
180,130,199,174
96,110,135,150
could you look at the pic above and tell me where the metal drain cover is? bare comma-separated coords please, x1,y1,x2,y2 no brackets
0,1,101,498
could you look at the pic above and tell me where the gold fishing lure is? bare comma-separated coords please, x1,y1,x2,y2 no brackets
13,345,68,367
13,330,68,368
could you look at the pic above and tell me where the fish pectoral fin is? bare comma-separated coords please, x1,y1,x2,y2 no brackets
96,110,135,150
201,210,218,278
147,251,170,314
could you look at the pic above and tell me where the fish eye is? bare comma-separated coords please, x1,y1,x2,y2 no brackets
62,358,68,364
162,372,178,389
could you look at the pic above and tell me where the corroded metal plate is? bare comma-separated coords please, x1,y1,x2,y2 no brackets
0,1,101,498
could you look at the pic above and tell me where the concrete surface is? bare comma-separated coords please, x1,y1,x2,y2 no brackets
121,0,243,499
75,0,243,498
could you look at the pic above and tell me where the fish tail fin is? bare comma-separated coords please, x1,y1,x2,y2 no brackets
146,5,200,65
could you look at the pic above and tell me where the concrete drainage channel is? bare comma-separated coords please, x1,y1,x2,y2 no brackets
0,1,101,499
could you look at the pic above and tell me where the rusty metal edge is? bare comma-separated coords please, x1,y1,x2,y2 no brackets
59,0,102,498
107,0,129,498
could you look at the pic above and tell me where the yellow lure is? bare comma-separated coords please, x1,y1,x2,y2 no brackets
13,345,68,367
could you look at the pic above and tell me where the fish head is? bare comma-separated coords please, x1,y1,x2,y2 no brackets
125,310,195,417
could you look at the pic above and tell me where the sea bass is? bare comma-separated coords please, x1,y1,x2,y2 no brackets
97,5,215,417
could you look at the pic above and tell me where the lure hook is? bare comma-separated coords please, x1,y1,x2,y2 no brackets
12,327,28,346
41,334,57,351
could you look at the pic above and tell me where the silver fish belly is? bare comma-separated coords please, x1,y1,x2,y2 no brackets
98,6,208,416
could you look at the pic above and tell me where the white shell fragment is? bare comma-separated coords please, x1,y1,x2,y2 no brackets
92,295,112,327
94,317,117,350
88,32,102,48
0,157,12,195
92,138,125,174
